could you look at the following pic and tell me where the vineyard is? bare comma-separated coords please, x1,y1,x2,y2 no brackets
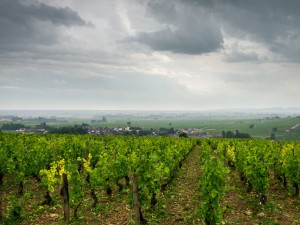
0,133,299,224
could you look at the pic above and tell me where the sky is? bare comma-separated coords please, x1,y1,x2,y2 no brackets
0,0,300,111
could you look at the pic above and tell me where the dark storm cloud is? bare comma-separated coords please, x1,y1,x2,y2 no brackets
0,0,89,51
188,0,300,60
215,0,300,40
133,0,223,55
0,0,299,110
133,0,300,60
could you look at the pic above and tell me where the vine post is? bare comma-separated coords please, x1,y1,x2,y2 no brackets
0,187,2,220
132,173,141,225
61,173,70,223
0,173,3,186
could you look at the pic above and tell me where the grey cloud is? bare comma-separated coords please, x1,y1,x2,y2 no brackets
0,0,90,51
0,67,191,109
135,0,300,60
221,1,300,61
145,1,179,24
269,36,300,62
226,52,259,63
137,26,222,55
133,1,223,55
183,0,215,8
0,0,88,26
218,0,300,40
195,0,300,61
224,50,259,63
1,0,299,110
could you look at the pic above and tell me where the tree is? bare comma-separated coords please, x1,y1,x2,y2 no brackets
102,117,107,123
222,130,226,138
237,133,251,138
272,127,278,133
225,131,235,138
169,127,175,134
36,122,48,129
270,133,276,140
223,130,251,139
81,123,89,128
1,123,27,131
179,132,188,138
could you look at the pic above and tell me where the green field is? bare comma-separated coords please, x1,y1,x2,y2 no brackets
50,116,300,140
1,114,300,141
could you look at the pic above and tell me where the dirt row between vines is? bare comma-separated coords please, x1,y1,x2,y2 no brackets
158,145,202,224
152,144,300,225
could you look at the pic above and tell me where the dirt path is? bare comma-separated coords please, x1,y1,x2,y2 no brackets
159,145,202,225
291,124,299,129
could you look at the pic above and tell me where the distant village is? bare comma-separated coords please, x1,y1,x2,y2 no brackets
86,125,211,138
0,115,257,139
0,116,217,138
12,124,213,138
1,111,299,140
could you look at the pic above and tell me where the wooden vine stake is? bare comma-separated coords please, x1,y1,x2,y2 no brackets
0,173,3,186
132,173,142,225
61,173,70,223
0,187,3,220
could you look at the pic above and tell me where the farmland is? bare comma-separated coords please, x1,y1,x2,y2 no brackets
1,110,300,141
0,133,300,224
